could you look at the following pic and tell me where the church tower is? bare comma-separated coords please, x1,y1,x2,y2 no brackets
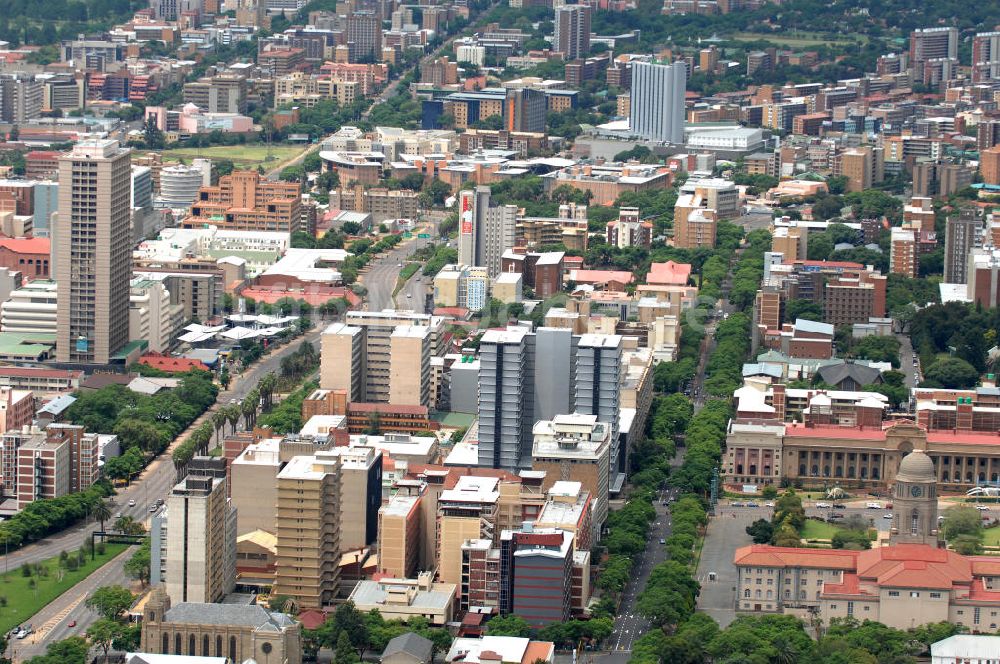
890,449,940,546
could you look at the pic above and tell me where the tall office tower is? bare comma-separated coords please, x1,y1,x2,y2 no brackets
478,326,534,471
629,61,686,144
553,4,591,61
532,327,576,423
56,139,132,364
909,27,958,68
165,467,237,604
388,326,431,407
458,186,517,278
972,35,1000,81
346,11,381,62
506,88,546,134
273,453,341,609
944,208,982,284
0,74,44,124
333,445,383,552
575,334,623,481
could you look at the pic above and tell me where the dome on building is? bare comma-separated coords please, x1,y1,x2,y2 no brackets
897,449,936,483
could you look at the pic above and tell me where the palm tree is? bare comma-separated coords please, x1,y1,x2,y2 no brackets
259,373,277,412
225,404,241,434
212,410,227,445
92,500,113,532
242,390,259,430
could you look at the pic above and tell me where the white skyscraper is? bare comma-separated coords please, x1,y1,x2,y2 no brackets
458,186,517,278
629,61,686,145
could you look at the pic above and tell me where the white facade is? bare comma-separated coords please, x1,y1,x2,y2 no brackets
129,278,185,353
157,162,211,211
629,61,686,144
0,279,57,334
456,44,486,66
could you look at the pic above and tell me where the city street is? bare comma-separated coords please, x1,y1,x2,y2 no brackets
2,327,324,661
361,216,442,311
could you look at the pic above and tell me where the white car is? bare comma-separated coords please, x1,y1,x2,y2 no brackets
883,513,893,519
866,502,882,509
128,499,136,507
406,293,413,298
764,501,775,508
815,502,832,509
977,505,991,511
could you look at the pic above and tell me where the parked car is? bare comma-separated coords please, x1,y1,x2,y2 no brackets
731,501,746,507
746,502,760,508
815,502,832,509
127,499,136,507
977,505,991,511
866,502,882,509
764,501,775,508
833,504,847,509
883,513,893,519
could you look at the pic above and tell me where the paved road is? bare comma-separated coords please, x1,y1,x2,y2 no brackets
897,333,920,389
11,550,133,662
1,328,325,660
361,217,442,311
696,505,754,628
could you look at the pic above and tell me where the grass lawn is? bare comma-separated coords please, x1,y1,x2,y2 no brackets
801,518,842,540
160,145,304,169
728,31,859,47
984,526,1000,547
0,543,129,635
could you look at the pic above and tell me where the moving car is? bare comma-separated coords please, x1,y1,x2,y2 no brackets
128,499,136,507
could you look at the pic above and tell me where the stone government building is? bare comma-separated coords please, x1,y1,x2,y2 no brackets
734,450,1000,632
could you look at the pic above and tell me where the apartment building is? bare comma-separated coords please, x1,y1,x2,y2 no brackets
165,470,237,604
273,453,342,608
944,209,981,284
531,414,611,537
320,311,446,407
185,171,301,233
12,424,99,509
890,228,918,278
673,178,739,249
182,74,248,113
438,475,501,587
378,494,422,579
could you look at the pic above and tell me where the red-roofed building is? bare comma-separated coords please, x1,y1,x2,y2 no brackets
646,260,692,286
0,237,49,279
568,269,634,291
736,542,1000,631
139,354,209,373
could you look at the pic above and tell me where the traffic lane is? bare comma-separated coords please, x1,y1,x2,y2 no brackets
4,327,324,570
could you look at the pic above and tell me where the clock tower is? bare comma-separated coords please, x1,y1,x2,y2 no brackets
890,449,940,546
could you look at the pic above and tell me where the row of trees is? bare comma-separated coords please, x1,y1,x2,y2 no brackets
301,602,451,662
0,480,114,550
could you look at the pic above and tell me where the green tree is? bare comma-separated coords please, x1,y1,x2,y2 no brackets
941,506,984,541
485,614,532,637
335,631,360,664
746,518,774,544
85,585,134,621
923,357,980,389
87,618,124,659
92,499,113,532
124,539,151,586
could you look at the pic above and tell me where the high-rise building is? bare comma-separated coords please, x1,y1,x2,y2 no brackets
346,11,381,62
478,326,534,471
973,32,1000,82
909,27,958,67
944,209,981,284
378,494,422,579
836,146,884,193
890,228,918,278
165,466,238,604
56,139,132,364
319,311,446,406
498,528,573,628
505,88,546,134
273,453,341,609
981,146,1000,186
458,187,517,279
184,171,301,233
553,4,591,61
629,61,685,144
0,74,43,124
673,178,738,249
575,334,623,480
477,326,622,474
606,207,652,248
531,414,610,537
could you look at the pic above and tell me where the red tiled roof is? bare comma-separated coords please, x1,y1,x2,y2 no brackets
139,355,209,372
783,423,888,440
856,544,972,589
298,610,326,630
571,269,635,284
733,544,858,569
647,260,692,286
927,430,1000,445
822,573,867,596
0,237,49,254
